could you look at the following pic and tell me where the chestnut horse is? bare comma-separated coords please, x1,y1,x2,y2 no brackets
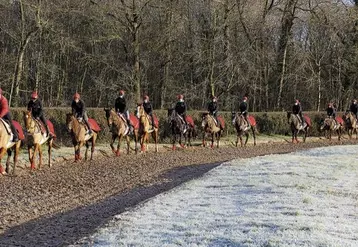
201,112,223,148
320,117,343,141
0,120,22,175
232,112,257,147
342,111,358,139
287,112,310,143
104,108,139,156
23,111,54,169
66,113,99,161
136,104,159,152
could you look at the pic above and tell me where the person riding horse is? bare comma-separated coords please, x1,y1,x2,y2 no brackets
0,89,19,142
27,91,51,137
349,99,358,119
115,90,133,133
239,96,250,129
207,95,222,129
292,99,305,128
142,95,154,130
71,93,92,134
174,94,188,129
326,102,338,129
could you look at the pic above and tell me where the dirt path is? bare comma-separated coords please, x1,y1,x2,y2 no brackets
0,137,356,246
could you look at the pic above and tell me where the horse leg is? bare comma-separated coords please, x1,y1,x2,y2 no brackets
12,142,20,175
210,133,214,148
85,141,89,160
202,132,206,147
216,132,220,148
110,135,116,154
180,132,185,148
0,148,7,175
126,135,130,155
38,144,43,170
48,139,53,167
244,132,249,146
134,131,139,154
141,133,147,152
90,134,96,160
154,130,159,152
172,131,176,151
5,149,11,174
116,135,121,156
28,146,34,169
252,127,257,146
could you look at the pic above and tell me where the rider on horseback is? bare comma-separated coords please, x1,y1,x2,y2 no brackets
0,88,19,142
143,95,154,130
292,99,305,129
27,91,51,137
208,95,222,129
71,93,92,134
239,96,250,130
326,102,338,129
115,90,133,133
350,99,358,119
175,94,188,130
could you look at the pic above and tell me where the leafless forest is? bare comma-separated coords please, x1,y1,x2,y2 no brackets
1,0,358,112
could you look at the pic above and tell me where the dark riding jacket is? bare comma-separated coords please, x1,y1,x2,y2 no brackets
208,101,218,116
115,96,127,113
239,101,248,116
350,103,358,116
292,104,301,115
326,107,336,118
71,99,86,117
27,99,44,118
143,102,153,115
175,101,186,115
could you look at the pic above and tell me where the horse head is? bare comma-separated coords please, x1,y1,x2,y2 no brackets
201,112,209,128
104,108,113,127
287,111,292,124
320,118,331,131
66,113,75,132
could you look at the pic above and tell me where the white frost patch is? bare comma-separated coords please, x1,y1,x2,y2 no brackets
82,145,358,247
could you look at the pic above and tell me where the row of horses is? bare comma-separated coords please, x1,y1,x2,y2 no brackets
2,107,354,176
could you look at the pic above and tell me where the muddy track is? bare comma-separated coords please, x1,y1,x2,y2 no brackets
0,139,356,246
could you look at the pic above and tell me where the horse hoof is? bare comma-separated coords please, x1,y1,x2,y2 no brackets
116,151,121,157
172,145,176,151
180,144,185,148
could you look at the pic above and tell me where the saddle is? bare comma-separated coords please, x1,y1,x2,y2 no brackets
0,119,12,135
34,118,47,134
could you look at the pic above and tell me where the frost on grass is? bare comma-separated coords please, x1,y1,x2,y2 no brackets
83,145,358,247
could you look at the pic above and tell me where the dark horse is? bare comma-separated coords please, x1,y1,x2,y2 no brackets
167,108,195,150
287,111,310,143
320,117,343,141
232,112,257,147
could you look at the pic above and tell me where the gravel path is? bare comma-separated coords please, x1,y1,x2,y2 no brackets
0,138,357,246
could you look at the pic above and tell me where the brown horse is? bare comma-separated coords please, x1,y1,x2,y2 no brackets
232,112,257,147
320,117,343,141
104,108,139,156
201,112,223,148
66,113,99,161
287,112,310,143
342,111,358,139
137,104,159,152
23,111,54,169
0,120,22,175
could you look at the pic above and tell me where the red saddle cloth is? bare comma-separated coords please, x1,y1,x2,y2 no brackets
303,115,311,127
12,120,25,140
186,115,195,128
336,116,344,125
248,115,256,126
38,120,56,138
129,114,139,130
88,118,101,132
217,116,225,129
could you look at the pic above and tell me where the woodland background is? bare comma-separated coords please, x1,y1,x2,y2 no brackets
1,0,358,113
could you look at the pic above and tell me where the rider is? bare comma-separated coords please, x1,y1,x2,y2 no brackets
326,102,338,128
350,99,358,119
175,94,188,127
71,93,92,134
115,90,133,132
239,96,250,129
292,99,305,128
0,89,19,142
142,95,154,129
27,91,51,137
207,95,221,129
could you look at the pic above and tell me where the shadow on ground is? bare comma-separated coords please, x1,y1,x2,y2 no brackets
0,162,222,247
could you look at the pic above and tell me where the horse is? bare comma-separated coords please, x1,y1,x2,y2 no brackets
320,116,343,141
287,112,310,143
167,108,196,150
201,112,223,148
66,113,100,161
104,108,139,156
0,120,23,175
23,111,54,169
342,111,358,139
232,112,257,147
136,104,159,152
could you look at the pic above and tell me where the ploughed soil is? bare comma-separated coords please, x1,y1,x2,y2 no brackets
0,137,357,247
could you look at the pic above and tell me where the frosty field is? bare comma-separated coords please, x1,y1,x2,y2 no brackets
80,145,358,247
